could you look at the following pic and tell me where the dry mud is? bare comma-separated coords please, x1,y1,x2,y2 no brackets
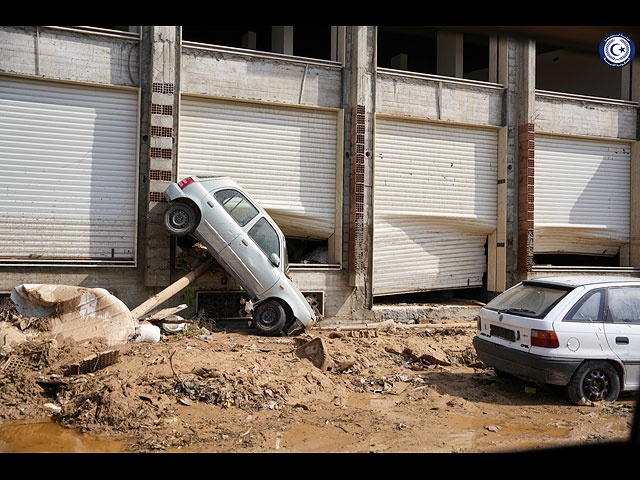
0,319,636,453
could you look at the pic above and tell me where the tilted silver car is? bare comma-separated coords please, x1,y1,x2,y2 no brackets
163,176,316,335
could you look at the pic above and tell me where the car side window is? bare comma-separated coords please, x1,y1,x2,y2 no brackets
248,217,280,260
214,189,259,227
564,289,604,323
606,287,640,324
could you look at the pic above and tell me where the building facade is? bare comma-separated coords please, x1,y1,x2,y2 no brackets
1,26,638,323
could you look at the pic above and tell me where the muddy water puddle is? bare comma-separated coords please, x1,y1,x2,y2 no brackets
0,418,129,453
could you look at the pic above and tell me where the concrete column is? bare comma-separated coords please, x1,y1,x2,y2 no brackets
500,36,536,287
272,26,294,55
331,26,345,63
345,26,376,318
143,26,180,287
632,56,640,102
437,30,463,78
242,31,256,50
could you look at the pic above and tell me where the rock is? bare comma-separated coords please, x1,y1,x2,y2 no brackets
401,338,451,366
295,337,332,371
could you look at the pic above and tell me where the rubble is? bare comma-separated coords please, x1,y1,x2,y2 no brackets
0,316,635,453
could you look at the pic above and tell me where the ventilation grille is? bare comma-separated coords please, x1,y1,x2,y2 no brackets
197,290,324,321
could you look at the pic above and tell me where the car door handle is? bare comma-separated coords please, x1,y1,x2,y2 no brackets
615,336,629,345
241,239,248,246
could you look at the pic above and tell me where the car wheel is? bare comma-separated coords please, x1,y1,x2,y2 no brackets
567,361,621,405
252,300,286,336
164,202,198,236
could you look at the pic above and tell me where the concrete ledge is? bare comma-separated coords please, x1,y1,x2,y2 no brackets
370,303,481,324
318,302,482,327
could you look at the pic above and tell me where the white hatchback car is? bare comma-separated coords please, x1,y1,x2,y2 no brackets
473,276,640,405
163,176,316,336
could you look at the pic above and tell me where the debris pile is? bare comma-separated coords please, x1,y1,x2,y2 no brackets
0,313,481,448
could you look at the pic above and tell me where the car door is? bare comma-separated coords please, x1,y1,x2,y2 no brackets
557,288,611,358
198,188,258,252
222,217,282,298
604,286,640,389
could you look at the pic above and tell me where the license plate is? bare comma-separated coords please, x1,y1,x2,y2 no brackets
490,324,516,342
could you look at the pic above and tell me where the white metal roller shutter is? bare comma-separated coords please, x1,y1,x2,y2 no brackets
374,117,498,295
0,76,138,263
534,135,630,256
178,97,338,240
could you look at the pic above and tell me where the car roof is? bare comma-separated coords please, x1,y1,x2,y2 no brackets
526,275,640,288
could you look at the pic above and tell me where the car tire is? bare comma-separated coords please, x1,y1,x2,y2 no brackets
164,202,198,237
567,361,621,405
252,300,287,336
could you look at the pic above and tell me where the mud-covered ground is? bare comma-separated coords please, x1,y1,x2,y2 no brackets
0,315,637,454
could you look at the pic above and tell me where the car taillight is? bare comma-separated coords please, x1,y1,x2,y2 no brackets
531,329,559,348
178,177,194,189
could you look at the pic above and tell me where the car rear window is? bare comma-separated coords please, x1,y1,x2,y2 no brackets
485,281,573,318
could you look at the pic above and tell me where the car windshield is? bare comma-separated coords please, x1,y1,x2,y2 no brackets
485,281,573,317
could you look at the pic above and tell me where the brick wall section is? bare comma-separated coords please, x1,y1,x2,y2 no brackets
518,123,535,273
144,82,175,286
349,105,366,272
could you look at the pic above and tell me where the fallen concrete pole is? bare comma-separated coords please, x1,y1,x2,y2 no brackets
131,258,215,320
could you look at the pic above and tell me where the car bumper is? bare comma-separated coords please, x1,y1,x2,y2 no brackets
473,336,581,386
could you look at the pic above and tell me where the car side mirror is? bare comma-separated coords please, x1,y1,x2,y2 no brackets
269,253,280,267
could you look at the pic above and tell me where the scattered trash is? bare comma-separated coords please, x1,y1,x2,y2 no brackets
160,315,186,334
44,403,62,414
0,354,36,373
133,323,161,343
